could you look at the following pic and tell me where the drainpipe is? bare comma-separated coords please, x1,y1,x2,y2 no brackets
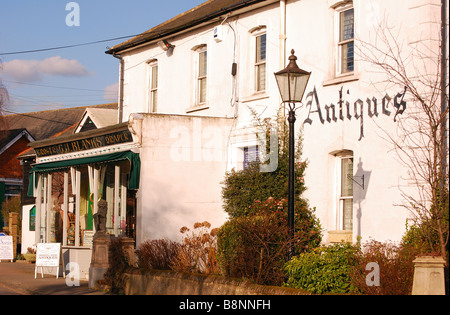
280,0,287,120
113,53,124,124
280,0,286,69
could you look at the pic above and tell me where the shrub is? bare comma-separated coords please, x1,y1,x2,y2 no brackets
217,211,288,285
170,222,219,274
250,197,322,252
103,238,132,294
283,240,421,295
350,240,420,295
221,118,309,219
283,242,359,294
136,239,180,270
217,198,322,286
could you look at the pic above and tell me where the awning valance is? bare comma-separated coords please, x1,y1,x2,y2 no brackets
28,151,140,196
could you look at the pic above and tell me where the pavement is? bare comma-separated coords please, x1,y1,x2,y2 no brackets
0,261,107,295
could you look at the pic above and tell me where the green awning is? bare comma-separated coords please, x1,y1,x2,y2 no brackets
28,151,140,196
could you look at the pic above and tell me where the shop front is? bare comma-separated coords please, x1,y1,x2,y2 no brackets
27,123,140,278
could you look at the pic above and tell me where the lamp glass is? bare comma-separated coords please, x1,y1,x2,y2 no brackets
274,50,311,103
275,72,310,103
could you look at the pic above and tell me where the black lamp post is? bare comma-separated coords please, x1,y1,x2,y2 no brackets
274,49,311,258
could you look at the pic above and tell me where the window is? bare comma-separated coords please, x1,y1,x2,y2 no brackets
255,33,267,92
243,146,259,170
147,60,158,112
339,156,353,230
332,150,354,231
29,206,36,231
33,160,136,247
337,5,354,74
196,47,207,104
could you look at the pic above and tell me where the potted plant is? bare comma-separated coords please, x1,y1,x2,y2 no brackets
23,247,36,263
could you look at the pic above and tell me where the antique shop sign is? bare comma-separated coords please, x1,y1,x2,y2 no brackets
35,129,133,157
35,243,64,279
303,86,407,141
0,236,14,261
36,243,61,267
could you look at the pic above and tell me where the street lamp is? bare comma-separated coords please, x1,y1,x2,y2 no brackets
274,49,311,258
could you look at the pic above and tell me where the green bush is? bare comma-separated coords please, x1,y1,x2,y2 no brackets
221,119,308,219
218,117,322,286
217,212,290,285
217,198,321,286
284,240,422,295
283,242,359,294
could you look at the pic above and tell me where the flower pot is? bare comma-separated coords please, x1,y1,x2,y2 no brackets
23,253,36,263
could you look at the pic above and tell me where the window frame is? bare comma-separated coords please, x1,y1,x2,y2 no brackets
243,145,260,170
146,59,158,113
254,31,267,93
195,45,208,105
335,2,354,76
334,151,354,231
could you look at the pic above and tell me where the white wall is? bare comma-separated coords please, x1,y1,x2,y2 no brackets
120,2,282,125
21,204,35,254
135,114,234,245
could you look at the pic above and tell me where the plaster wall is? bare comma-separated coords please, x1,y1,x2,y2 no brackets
135,114,234,244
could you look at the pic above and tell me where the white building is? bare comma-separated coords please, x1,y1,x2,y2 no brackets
27,0,448,275
105,0,447,244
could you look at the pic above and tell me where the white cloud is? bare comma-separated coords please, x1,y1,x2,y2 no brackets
1,56,90,82
104,82,118,103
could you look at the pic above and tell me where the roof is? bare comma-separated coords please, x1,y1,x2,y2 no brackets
0,128,34,156
75,107,118,133
0,103,117,141
29,122,129,149
106,0,270,55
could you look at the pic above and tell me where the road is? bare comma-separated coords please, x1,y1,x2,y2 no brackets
0,283,23,295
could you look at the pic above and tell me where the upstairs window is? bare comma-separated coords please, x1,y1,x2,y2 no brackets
147,60,158,112
197,47,207,104
255,33,267,92
337,5,354,74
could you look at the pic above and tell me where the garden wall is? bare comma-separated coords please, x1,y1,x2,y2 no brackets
123,269,311,295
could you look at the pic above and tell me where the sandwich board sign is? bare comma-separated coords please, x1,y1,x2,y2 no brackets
0,236,14,262
35,243,65,279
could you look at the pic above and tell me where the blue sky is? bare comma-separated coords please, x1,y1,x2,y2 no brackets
0,0,205,114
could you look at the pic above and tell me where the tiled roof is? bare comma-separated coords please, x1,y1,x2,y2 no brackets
106,0,269,55
0,103,117,141
0,129,33,152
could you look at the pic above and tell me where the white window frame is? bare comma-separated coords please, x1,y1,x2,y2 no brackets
147,59,158,113
334,151,354,231
193,45,207,105
335,2,354,76
253,29,267,93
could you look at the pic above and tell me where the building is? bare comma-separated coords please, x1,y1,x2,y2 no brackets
0,104,117,258
26,0,448,276
105,0,448,244
0,128,34,228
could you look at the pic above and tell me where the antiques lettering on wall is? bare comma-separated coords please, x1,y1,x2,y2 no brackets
303,86,407,141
